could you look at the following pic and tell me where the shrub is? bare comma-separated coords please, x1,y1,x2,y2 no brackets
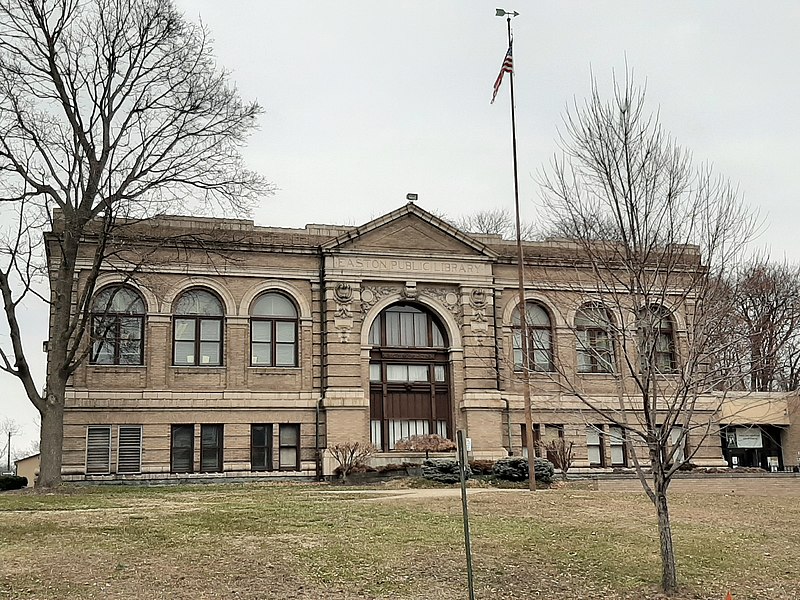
395,434,456,458
422,459,471,484
468,459,496,476
329,441,376,482
0,475,27,491
492,457,554,484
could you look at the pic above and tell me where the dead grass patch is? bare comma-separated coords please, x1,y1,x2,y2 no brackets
0,482,797,599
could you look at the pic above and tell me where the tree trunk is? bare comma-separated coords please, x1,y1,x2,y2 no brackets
36,228,81,488
654,480,678,594
37,386,66,488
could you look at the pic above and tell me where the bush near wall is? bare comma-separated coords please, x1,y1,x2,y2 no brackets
468,459,496,476
0,475,28,491
422,459,471,484
493,457,555,484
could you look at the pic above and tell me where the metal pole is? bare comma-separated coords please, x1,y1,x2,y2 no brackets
505,14,537,492
457,430,476,600
7,431,11,472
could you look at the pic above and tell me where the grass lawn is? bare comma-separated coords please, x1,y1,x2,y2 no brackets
1,482,798,599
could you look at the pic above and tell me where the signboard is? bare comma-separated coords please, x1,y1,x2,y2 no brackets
735,427,763,449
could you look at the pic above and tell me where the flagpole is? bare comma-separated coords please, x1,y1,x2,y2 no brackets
497,8,536,492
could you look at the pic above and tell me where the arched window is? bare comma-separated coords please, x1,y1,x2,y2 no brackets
368,304,446,348
575,304,615,373
511,302,553,372
90,286,145,365
173,289,224,366
637,305,677,373
250,292,298,367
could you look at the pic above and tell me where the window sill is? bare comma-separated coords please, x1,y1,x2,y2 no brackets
577,372,617,377
170,366,226,374
512,369,556,376
248,366,301,373
88,365,146,371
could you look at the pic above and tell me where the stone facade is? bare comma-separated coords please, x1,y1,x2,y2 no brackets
50,203,793,481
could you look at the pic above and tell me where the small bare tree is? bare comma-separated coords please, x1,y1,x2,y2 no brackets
538,73,757,594
328,442,375,483
544,437,574,480
0,0,269,487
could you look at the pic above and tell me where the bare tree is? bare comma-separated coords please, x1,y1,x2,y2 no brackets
543,437,574,481
0,0,269,487
450,208,538,241
0,417,21,471
730,257,800,392
538,73,757,594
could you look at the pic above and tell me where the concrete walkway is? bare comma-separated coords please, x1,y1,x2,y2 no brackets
317,475,800,500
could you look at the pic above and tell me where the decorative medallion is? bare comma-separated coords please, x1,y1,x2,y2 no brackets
419,286,462,326
334,282,353,303
360,285,398,315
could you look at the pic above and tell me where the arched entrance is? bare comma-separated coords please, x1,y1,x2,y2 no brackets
367,303,451,451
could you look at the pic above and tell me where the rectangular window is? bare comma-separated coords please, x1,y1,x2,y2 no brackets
370,419,382,450
386,364,429,382
608,425,626,466
386,312,401,346
171,424,194,473
655,333,675,372
117,426,142,474
173,319,196,365
369,363,382,381
251,424,273,471
86,426,111,474
669,426,686,464
388,419,429,449
275,322,297,366
279,424,300,471
586,425,604,466
521,423,542,458
251,320,272,364
200,424,223,473
542,424,564,465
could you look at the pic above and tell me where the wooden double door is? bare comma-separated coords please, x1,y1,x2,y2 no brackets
369,349,451,451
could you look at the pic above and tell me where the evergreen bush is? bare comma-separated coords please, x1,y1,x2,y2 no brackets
421,459,471,484
492,457,554,484
0,475,27,491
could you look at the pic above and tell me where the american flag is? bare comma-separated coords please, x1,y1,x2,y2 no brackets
491,45,513,104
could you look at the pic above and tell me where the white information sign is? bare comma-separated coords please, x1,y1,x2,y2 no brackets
735,427,763,449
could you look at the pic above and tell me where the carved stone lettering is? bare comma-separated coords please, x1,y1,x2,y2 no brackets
334,256,487,276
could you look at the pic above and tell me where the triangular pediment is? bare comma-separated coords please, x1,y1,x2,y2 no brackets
322,203,497,258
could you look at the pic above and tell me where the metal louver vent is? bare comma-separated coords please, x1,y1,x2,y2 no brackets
118,426,142,474
86,426,111,474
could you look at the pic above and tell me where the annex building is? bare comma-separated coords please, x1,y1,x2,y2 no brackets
53,203,800,480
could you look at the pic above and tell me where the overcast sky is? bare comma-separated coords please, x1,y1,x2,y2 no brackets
3,1,800,449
